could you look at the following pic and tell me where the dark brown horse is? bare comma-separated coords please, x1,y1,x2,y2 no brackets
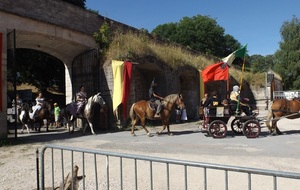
266,98,300,135
20,101,52,132
129,93,185,136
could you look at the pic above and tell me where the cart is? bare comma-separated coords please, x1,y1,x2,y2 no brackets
202,105,261,138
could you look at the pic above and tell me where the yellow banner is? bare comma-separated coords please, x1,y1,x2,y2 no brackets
112,60,124,111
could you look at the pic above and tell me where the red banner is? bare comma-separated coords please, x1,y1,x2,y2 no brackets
201,62,229,83
0,33,2,111
121,62,132,118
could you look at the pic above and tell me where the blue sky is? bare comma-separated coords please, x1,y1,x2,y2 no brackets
86,0,300,56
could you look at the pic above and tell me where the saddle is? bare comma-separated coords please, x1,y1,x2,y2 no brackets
148,101,158,111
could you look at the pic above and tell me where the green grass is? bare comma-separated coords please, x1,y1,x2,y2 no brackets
105,32,265,86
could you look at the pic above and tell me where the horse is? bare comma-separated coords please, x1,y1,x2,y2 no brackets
19,101,52,132
19,102,31,134
266,98,300,135
129,93,185,136
65,93,106,135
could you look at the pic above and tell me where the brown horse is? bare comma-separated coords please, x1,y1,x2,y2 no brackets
20,101,52,132
266,98,300,135
129,93,185,136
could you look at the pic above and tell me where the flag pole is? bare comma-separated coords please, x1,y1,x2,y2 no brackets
236,57,246,115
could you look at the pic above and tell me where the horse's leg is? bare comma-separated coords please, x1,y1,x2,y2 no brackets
140,118,152,137
85,119,96,135
270,120,278,135
46,122,49,132
22,124,30,134
156,118,170,135
157,124,167,135
130,117,139,136
166,124,173,136
25,124,30,134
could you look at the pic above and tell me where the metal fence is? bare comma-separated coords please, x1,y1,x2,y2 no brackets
38,144,300,190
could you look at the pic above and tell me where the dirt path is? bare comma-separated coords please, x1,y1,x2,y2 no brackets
1,111,300,189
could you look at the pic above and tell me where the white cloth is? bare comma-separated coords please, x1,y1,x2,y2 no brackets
181,109,188,121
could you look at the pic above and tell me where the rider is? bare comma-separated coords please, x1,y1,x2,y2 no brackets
149,78,164,118
30,92,45,119
76,85,87,115
230,85,253,116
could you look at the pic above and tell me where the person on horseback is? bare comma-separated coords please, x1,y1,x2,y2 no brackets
230,85,253,116
30,92,45,119
76,85,87,115
149,78,164,118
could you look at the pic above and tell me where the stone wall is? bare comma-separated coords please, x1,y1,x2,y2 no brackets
0,0,136,36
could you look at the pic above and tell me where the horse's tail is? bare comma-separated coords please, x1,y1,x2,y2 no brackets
129,103,136,122
265,100,274,131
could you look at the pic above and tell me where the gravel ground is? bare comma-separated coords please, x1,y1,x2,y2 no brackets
1,109,300,189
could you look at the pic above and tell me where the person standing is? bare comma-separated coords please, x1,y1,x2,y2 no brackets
12,94,23,122
201,93,208,106
149,78,164,118
53,103,61,127
204,91,220,116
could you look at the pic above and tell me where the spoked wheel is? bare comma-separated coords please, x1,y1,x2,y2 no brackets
208,120,227,138
230,118,243,134
242,120,261,138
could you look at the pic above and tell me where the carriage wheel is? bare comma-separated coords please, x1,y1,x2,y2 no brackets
230,118,243,134
242,120,260,138
208,120,227,138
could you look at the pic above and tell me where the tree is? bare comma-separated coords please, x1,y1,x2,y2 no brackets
151,15,241,57
248,54,275,73
7,49,65,92
62,0,86,8
274,16,300,90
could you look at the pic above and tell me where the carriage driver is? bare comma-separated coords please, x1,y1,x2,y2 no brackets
230,85,253,116
149,78,164,118
76,85,87,115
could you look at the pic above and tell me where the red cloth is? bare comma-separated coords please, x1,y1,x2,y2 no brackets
121,62,132,118
0,33,2,111
201,62,229,83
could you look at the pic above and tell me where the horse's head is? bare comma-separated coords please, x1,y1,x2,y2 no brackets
92,93,106,107
175,93,185,110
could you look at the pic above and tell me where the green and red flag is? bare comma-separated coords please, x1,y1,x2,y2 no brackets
222,44,247,66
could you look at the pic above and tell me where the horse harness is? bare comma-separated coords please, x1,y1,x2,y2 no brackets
272,99,296,114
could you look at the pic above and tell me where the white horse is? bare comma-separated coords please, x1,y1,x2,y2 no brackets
65,93,106,135
19,103,31,134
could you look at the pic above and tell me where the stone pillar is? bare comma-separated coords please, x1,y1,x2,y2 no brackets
0,30,8,139
64,62,73,104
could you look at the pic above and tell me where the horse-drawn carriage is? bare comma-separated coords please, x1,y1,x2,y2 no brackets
201,104,261,138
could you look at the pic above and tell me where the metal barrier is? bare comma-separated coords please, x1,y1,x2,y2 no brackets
38,144,300,190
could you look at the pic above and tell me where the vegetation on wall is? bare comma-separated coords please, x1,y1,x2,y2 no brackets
97,30,265,87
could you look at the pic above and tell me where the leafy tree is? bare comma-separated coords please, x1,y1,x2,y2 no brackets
7,49,65,92
151,15,241,57
274,16,300,90
93,22,112,57
248,54,275,73
62,0,86,8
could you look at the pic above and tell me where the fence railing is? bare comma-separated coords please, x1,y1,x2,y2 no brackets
38,144,300,190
